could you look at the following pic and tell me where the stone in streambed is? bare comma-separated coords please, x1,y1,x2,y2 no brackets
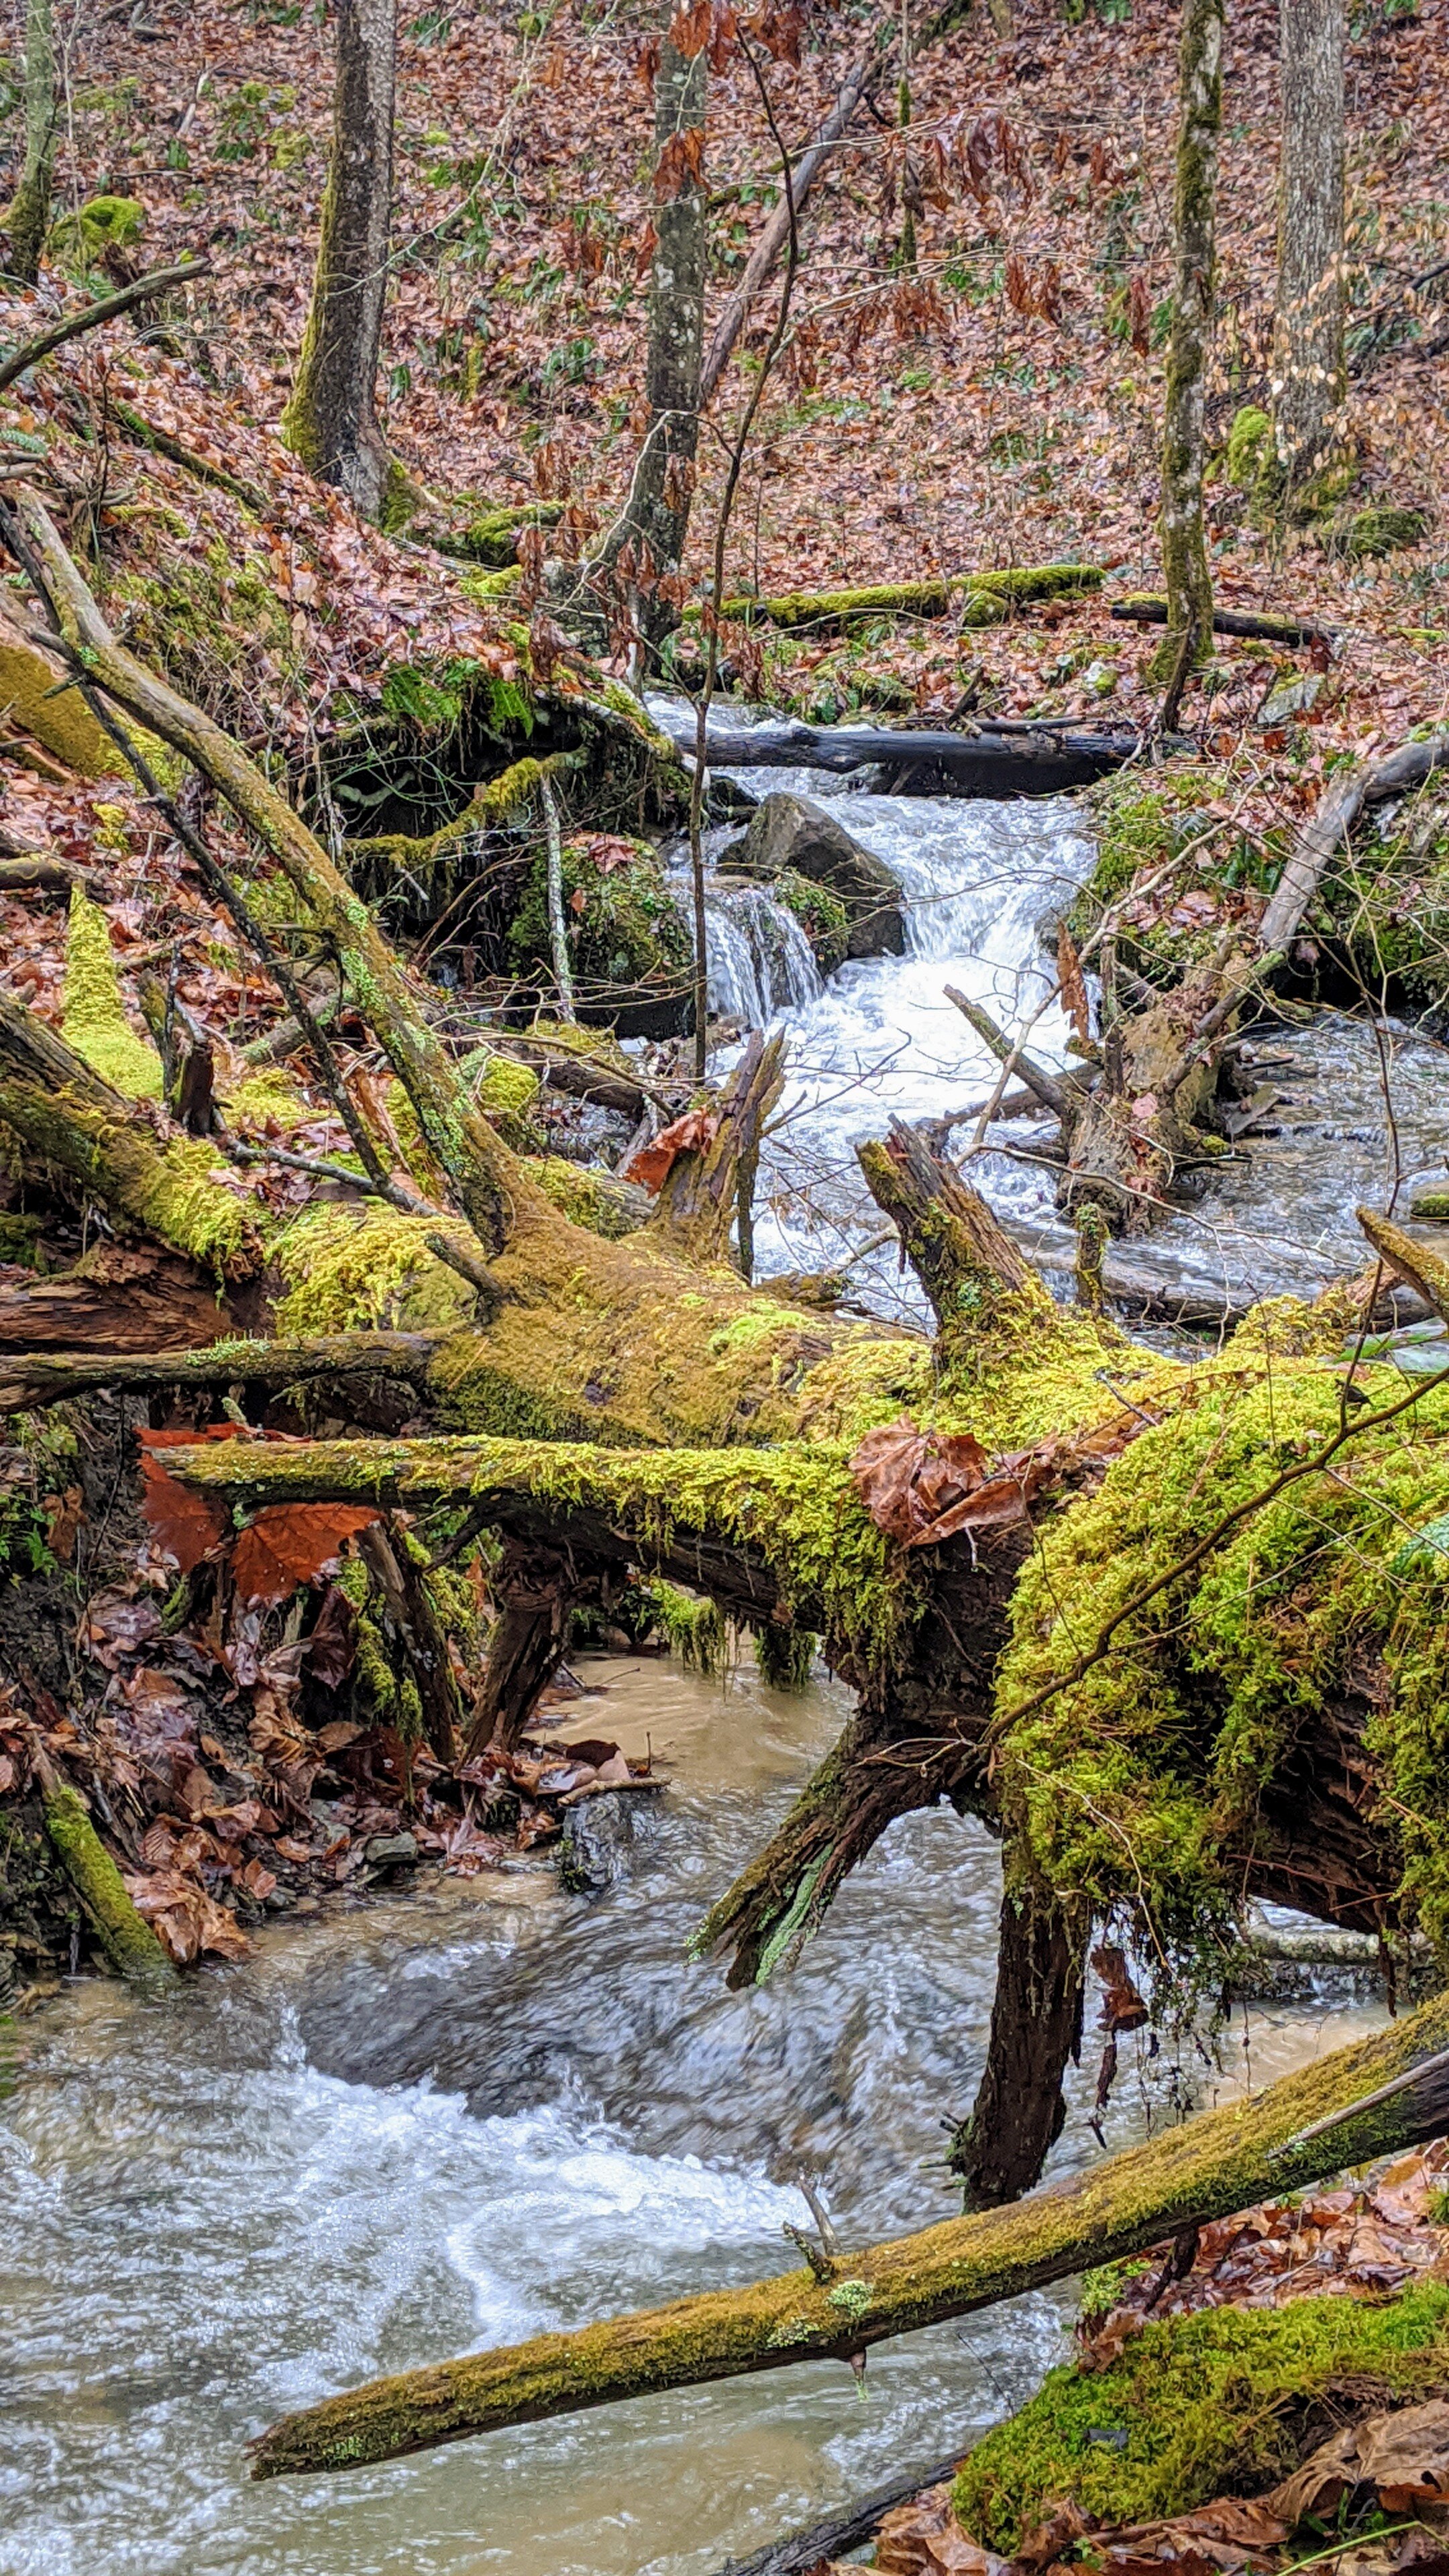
718,792,905,960
558,1792,657,1895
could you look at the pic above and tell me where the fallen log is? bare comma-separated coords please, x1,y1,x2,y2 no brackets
248,1988,1449,2476
1110,594,1335,647
42,1780,176,1993
1258,731,1449,953
0,1332,444,1413
692,715,1139,798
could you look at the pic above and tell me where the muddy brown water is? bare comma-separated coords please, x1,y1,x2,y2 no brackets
0,1655,1386,2576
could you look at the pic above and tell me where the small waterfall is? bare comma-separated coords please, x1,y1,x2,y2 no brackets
702,882,822,1026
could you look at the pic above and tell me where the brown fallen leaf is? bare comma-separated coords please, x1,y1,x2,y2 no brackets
625,1109,719,1193
849,1417,1047,1548
231,1503,382,1606
123,1867,251,1965
874,2481,1006,2576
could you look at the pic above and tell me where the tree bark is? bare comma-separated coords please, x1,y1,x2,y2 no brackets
282,0,397,521
5,0,55,287
1154,0,1224,684
248,1990,1449,2475
949,1878,1088,2208
594,30,708,634
462,1541,596,1758
1273,0,1346,479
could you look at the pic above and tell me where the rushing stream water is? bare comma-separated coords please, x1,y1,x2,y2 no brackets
3,733,1428,2573
2,1658,1386,2576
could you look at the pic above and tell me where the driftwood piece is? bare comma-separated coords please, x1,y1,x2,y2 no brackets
1110,593,1334,647
0,1246,229,1358
1258,731,1449,952
248,1991,1449,2475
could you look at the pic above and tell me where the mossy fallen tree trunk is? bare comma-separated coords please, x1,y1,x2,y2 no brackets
248,1990,1449,2477
44,1782,176,1993
713,566,1104,631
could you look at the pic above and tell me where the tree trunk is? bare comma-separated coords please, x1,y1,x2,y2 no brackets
282,0,397,522
6,0,55,287
949,1878,1088,2209
248,1990,1449,2475
1273,0,1346,480
1153,0,1224,684
594,31,708,638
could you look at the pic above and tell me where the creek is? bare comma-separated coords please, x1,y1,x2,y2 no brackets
658,714,1448,1323
2,745,1424,2576
1,1654,1383,2576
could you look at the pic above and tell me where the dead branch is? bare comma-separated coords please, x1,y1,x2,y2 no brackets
0,258,211,395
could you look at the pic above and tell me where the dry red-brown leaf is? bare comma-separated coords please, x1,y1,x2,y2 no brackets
849,1418,1046,1549
872,2481,1006,2576
123,1866,252,1964
625,1109,719,1192
655,125,706,201
1057,921,1091,1046
231,1504,381,1607
1093,1940,1150,2034
138,1424,241,1573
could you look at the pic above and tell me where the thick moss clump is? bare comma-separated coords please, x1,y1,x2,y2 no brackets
507,834,690,995
991,1352,1449,1974
955,2284,1449,2552
271,1203,480,1336
62,889,164,1099
44,1784,176,1990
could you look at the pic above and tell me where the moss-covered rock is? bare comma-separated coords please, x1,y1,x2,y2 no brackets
507,833,691,1001
1224,404,1272,488
955,2283,1449,2552
48,193,146,276
1338,504,1429,560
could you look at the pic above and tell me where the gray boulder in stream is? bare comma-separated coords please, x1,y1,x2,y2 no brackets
558,1790,658,1894
718,792,905,960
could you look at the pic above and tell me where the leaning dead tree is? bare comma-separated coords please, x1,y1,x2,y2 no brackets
5,485,1449,2243
282,0,398,520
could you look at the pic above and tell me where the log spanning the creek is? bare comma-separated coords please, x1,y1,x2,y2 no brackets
248,1992,1449,2477
692,715,1143,798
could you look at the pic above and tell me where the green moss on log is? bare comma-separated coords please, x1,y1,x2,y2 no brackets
44,1784,176,1990
271,1203,480,1337
62,889,163,1099
710,567,1102,633
955,2282,1449,2552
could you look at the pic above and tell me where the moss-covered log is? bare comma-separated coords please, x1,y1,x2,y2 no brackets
0,1332,443,1415
248,1988,1449,2477
44,1783,176,1992
713,567,1103,631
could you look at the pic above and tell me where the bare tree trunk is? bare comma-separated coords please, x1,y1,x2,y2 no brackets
282,0,396,523
596,32,707,639
1153,0,1224,684
6,0,56,287
1272,0,1346,480
949,1878,1088,2208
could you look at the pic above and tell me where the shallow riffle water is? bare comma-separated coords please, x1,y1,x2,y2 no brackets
1,1656,1386,2576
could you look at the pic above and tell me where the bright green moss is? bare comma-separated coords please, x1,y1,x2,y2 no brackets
223,1073,313,1132
271,1203,479,1336
955,2284,1449,2553
991,1352,1449,1978
62,889,163,1100
641,1578,727,1674
1224,404,1271,488
507,835,690,992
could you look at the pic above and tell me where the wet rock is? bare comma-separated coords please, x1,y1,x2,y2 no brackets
364,1831,418,1876
719,792,905,959
558,1791,657,1894
1258,673,1324,727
